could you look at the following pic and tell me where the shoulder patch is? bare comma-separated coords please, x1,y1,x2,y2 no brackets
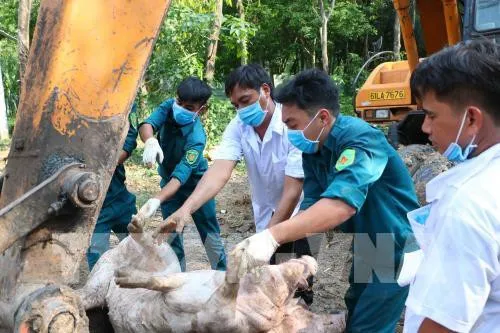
185,149,199,165
335,149,355,171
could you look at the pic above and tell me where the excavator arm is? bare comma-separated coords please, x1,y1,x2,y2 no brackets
0,0,172,331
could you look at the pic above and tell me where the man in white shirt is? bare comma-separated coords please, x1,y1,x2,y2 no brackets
402,40,500,332
156,65,313,294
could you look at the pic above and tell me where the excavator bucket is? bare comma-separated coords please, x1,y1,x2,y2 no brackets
0,0,172,331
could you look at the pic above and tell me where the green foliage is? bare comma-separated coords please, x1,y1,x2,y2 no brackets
221,15,257,61
0,40,19,119
0,0,41,127
202,95,235,150
0,0,402,148
143,3,213,107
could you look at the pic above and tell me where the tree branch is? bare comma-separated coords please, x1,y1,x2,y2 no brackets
312,0,320,18
0,28,17,42
327,0,336,19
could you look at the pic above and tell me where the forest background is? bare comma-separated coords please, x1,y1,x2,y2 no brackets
0,0,427,148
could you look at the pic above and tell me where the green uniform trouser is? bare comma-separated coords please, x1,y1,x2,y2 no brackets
160,186,227,272
87,190,137,271
344,260,408,332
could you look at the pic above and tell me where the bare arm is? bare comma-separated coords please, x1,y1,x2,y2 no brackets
139,123,154,143
182,159,236,214
154,178,182,203
418,319,453,333
269,198,355,244
267,176,303,228
117,150,130,165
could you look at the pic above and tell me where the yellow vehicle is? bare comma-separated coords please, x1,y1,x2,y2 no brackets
355,0,500,146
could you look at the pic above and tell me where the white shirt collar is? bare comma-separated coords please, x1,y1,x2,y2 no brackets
426,143,500,202
269,103,284,135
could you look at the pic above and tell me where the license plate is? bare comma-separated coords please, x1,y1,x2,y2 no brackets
369,90,406,101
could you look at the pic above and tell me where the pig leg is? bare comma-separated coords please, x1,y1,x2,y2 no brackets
114,269,187,292
76,249,115,309
125,218,180,273
270,303,346,333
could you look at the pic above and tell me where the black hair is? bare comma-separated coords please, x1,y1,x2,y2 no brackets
274,68,340,117
224,64,274,98
177,77,212,105
411,39,500,126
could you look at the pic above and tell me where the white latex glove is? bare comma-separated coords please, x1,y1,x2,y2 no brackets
227,229,279,283
138,198,161,219
143,138,164,167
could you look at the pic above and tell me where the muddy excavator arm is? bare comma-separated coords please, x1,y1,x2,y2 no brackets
0,0,172,331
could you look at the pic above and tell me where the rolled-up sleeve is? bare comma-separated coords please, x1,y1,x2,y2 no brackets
139,98,173,132
212,117,243,161
321,131,388,212
285,142,304,179
170,121,206,185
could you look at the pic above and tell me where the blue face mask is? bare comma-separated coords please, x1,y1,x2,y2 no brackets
173,101,201,126
237,90,269,127
442,110,477,163
287,112,325,154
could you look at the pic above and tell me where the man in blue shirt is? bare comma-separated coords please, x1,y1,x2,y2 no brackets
87,104,139,271
136,77,226,271
229,69,420,332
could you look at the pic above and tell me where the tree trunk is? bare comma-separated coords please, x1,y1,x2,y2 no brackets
205,0,224,83
364,34,369,58
312,38,317,67
318,0,335,73
236,0,248,65
320,20,328,73
138,78,149,119
18,0,32,91
393,12,401,60
411,0,416,26
0,64,9,140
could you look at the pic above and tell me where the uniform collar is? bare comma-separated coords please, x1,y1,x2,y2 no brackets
426,143,500,202
179,119,196,135
323,114,343,152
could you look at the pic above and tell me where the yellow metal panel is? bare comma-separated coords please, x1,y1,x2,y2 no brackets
417,0,450,55
27,0,170,136
442,0,462,45
355,61,413,109
393,0,419,72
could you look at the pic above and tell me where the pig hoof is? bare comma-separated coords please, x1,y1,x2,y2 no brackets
128,217,145,241
299,256,318,276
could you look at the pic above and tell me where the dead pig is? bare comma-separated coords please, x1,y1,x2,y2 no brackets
77,227,345,332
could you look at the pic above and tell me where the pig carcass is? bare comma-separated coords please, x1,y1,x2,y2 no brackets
77,225,346,333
